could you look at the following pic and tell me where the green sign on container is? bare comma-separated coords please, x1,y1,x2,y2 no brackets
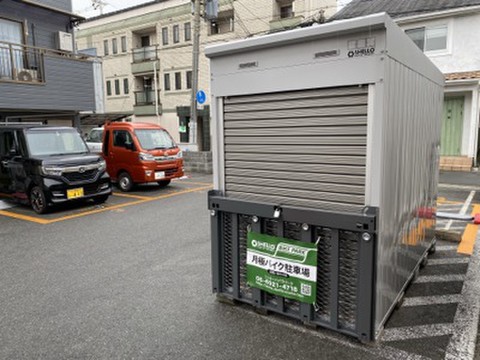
246,231,317,304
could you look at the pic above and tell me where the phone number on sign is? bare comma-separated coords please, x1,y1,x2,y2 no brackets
255,276,299,293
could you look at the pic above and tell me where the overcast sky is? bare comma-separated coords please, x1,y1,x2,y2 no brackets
72,0,155,18
73,0,353,19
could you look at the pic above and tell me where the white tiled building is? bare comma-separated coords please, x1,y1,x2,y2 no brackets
76,0,337,151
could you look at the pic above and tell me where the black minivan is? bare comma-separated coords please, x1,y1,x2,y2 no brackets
0,124,111,214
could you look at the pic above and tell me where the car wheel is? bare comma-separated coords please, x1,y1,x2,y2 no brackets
118,172,133,192
93,194,109,204
157,180,171,188
30,186,48,214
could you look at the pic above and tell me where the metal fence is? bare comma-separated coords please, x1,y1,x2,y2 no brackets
132,45,158,63
0,41,44,83
0,40,96,84
134,89,160,106
209,191,377,342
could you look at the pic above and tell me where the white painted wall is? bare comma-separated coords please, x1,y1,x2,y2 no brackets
398,12,480,160
399,12,480,74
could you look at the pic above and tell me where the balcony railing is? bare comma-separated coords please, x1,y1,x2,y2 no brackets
132,45,158,63
0,41,44,83
0,40,95,84
134,89,160,106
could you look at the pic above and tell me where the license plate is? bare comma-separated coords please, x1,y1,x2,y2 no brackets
155,171,165,180
67,188,84,199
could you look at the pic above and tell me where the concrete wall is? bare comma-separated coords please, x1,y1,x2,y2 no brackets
183,151,212,174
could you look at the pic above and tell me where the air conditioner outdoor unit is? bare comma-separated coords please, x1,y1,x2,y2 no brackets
56,31,73,52
15,69,39,82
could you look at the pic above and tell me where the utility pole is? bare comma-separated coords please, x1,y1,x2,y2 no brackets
190,0,201,149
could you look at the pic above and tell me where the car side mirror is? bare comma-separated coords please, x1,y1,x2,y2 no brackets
125,142,134,151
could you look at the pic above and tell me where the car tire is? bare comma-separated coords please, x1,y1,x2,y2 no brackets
93,194,109,204
157,180,171,188
30,186,48,214
118,172,133,192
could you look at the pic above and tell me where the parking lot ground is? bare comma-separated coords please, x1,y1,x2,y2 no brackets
0,175,212,225
1,174,480,359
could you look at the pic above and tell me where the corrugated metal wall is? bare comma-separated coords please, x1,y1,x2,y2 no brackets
223,86,368,213
375,57,443,330
0,56,95,111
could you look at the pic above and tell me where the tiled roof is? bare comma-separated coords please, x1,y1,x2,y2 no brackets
331,0,480,21
445,71,480,80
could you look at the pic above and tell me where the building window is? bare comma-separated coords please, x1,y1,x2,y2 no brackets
175,72,181,90
275,0,294,19
141,35,150,47
103,39,109,55
114,79,120,95
173,25,180,43
164,73,171,91
162,27,169,45
186,71,192,89
123,78,129,94
184,22,191,41
209,10,234,35
405,25,448,52
112,38,118,54
106,80,112,96
121,36,127,53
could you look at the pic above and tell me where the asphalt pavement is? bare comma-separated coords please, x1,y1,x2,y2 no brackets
1,173,480,359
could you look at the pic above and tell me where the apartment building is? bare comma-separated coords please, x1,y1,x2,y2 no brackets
76,0,337,151
0,0,100,126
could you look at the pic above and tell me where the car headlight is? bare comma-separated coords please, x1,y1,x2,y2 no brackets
42,166,63,176
98,160,107,172
139,152,155,161
176,151,183,159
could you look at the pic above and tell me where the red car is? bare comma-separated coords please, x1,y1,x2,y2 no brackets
102,122,184,191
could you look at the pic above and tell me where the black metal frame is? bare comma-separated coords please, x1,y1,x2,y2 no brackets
209,191,377,342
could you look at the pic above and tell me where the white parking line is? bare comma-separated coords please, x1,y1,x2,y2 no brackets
429,258,469,265
436,245,459,252
382,323,453,342
0,200,13,210
403,295,462,307
445,191,475,231
415,274,466,283
444,231,480,360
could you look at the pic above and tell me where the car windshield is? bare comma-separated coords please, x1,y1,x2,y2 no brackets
25,129,89,156
88,129,103,143
135,129,175,150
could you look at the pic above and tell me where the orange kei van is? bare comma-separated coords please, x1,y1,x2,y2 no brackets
102,122,184,191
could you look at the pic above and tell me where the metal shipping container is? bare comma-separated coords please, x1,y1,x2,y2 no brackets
206,13,444,342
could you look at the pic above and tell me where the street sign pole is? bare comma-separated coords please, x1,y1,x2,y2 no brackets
190,0,201,147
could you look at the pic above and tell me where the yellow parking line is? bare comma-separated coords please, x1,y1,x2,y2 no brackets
0,210,50,224
112,192,152,200
47,185,212,224
458,204,480,255
47,198,150,224
151,185,212,201
0,185,212,225
176,180,213,186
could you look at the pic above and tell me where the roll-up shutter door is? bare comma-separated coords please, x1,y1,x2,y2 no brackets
223,85,368,213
